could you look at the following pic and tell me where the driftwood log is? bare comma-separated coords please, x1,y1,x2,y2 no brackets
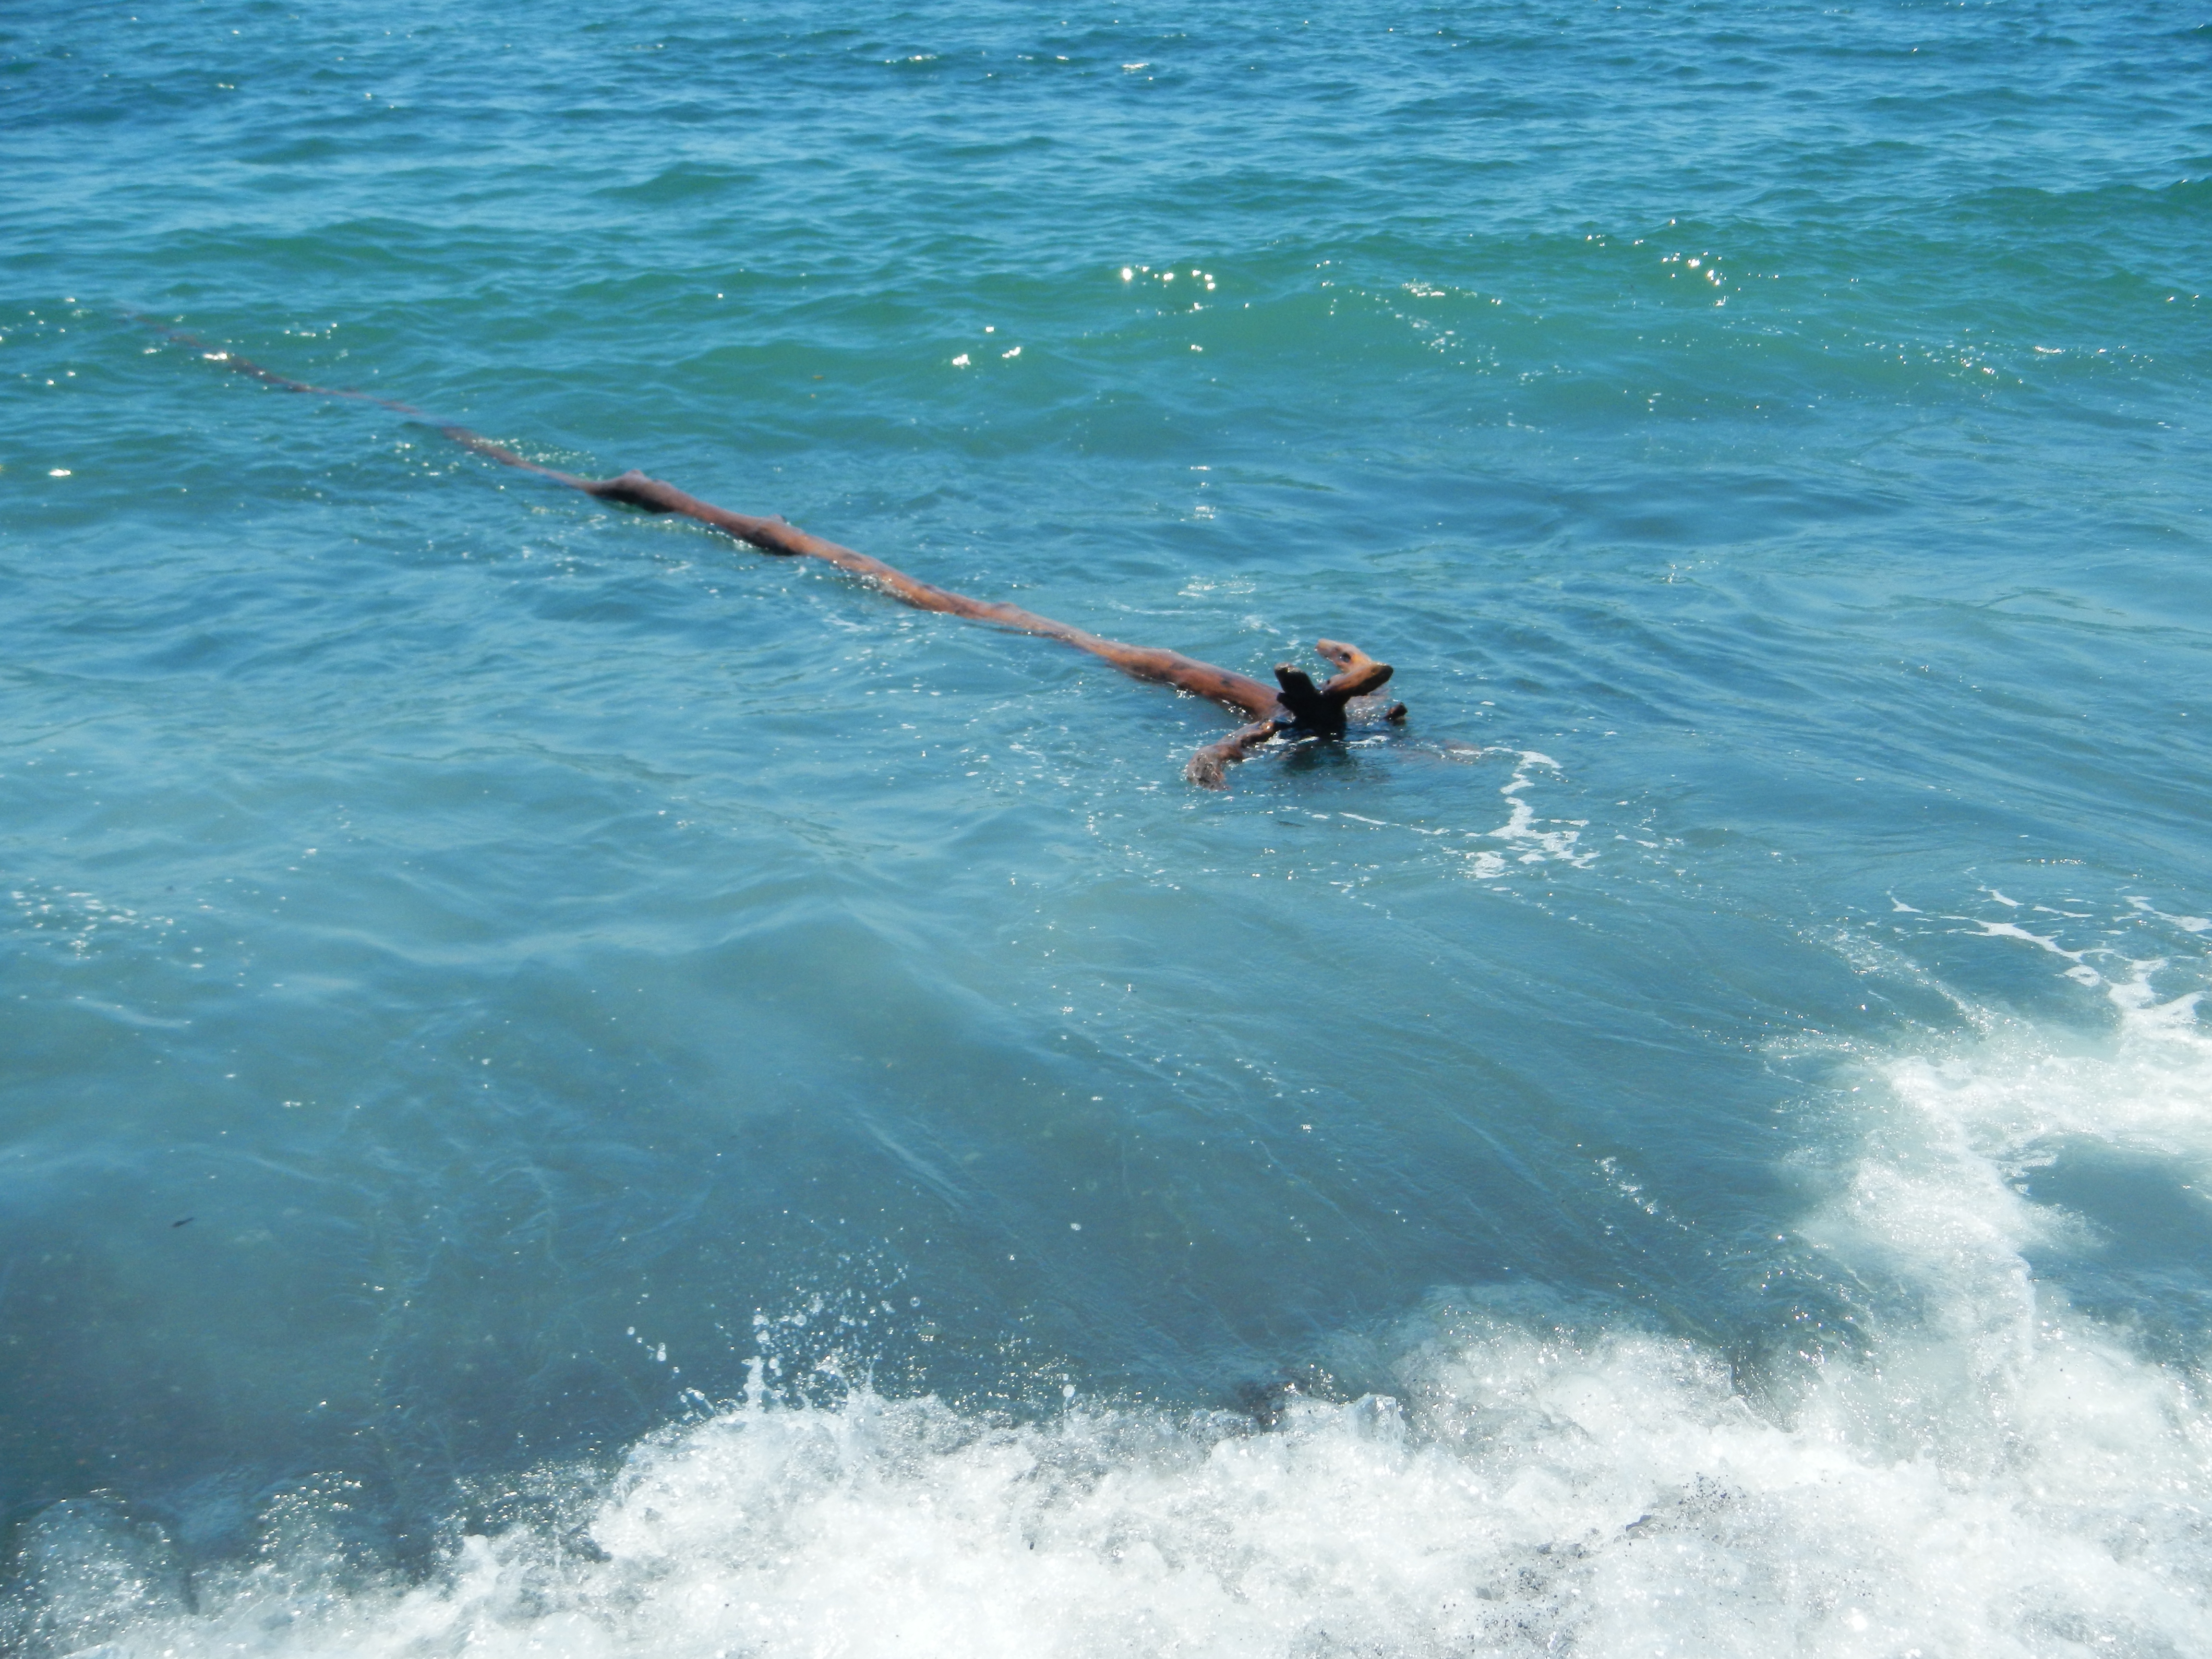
167,331,1407,785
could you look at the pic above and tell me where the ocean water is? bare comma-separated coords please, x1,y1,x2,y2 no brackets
4,0,2211,1653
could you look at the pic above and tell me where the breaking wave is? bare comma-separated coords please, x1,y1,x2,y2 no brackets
11,971,2211,1659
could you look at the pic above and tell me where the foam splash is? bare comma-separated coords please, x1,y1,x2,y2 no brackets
17,1316,2207,1657
1454,749,1593,880
11,979,2212,1659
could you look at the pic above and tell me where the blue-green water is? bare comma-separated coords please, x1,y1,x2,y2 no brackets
5,3,2211,1653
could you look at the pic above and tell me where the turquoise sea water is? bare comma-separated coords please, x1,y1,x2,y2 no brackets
5,2,2211,1652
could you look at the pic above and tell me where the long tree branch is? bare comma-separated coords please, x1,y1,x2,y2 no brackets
159,328,1405,784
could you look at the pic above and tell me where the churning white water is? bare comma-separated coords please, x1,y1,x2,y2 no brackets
13,972,2208,1659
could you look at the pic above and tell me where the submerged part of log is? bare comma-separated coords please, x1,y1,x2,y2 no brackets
161,327,1408,785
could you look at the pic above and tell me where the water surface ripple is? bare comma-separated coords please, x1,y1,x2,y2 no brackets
4,2,2210,1654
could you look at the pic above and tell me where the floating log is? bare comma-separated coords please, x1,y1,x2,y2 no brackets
163,329,1407,785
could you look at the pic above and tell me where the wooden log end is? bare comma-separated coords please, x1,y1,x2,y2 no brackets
1272,664,1330,728
1313,638,1373,672
1268,641,1395,734
1185,747,1232,790
1316,639,1393,702
1187,719,1283,789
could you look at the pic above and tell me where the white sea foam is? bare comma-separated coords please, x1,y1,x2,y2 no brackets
12,974,2212,1659
1457,749,1596,879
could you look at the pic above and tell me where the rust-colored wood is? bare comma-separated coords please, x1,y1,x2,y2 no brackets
163,329,1407,785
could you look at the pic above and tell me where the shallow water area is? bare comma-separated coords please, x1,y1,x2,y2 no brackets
4,1,2211,1654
